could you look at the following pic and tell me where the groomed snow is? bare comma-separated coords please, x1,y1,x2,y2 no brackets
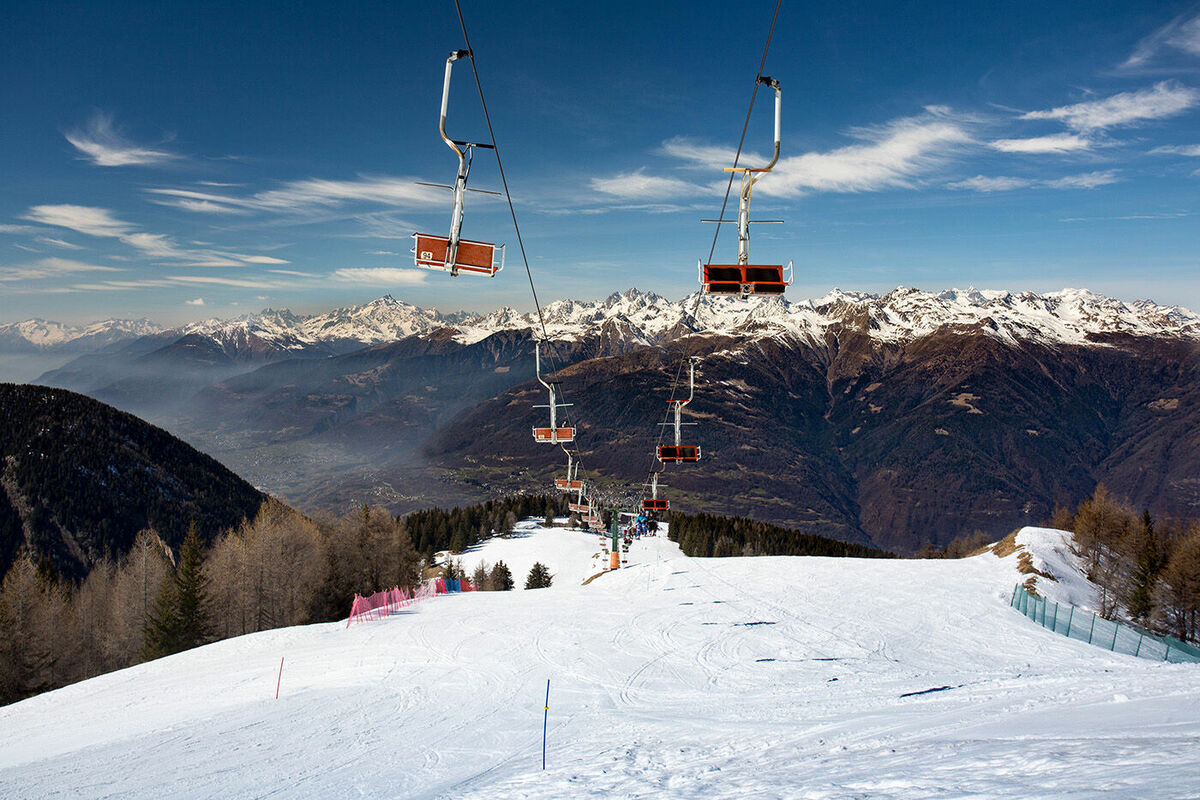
2,525,1198,799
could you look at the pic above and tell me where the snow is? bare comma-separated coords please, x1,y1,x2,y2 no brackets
447,519,612,588
2,524,1198,798
1011,526,1100,610
9,286,1199,356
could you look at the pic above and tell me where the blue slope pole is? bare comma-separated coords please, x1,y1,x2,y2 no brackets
542,679,550,770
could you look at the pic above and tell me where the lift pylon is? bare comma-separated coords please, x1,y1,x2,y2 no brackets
658,357,701,463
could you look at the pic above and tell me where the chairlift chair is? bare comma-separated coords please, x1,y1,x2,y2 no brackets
657,358,702,464
532,341,576,444
412,49,505,277
700,76,792,297
554,446,584,492
642,471,669,512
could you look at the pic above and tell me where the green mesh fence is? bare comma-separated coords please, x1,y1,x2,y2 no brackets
1010,584,1200,664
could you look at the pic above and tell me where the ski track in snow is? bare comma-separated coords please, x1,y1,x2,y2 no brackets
2,525,1199,799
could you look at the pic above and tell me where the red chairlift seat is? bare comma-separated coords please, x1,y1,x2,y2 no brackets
533,426,575,444
643,498,669,512
413,233,504,276
568,502,589,513
555,478,584,491
701,264,786,295
658,445,700,463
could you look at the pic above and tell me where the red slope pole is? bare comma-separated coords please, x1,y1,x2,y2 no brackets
276,656,284,700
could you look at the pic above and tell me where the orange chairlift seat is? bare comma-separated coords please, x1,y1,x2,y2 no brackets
657,357,702,464
532,341,575,444
699,76,792,298
411,49,505,278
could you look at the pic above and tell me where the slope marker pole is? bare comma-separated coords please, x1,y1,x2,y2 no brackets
276,656,285,699
542,678,550,770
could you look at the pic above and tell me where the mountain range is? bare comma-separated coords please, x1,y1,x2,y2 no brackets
10,287,1200,553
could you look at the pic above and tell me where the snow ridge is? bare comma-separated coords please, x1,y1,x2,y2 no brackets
5,287,1199,353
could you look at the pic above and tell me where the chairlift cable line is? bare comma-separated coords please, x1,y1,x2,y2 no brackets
451,0,549,342
452,0,605,514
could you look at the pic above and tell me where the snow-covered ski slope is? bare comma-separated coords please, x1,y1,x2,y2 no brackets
3,525,1199,799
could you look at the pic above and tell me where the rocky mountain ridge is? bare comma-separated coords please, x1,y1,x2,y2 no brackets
7,287,1200,359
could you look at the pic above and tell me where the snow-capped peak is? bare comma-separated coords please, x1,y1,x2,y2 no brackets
5,288,1199,355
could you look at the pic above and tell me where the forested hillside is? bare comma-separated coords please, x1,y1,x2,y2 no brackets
0,384,266,580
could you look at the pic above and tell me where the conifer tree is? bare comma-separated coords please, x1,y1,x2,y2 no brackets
142,523,211,660
525,562,552,589
490,560,514,591
1126,510,1161,622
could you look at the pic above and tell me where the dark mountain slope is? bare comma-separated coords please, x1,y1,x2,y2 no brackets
0,384,266,580
426,327,1200,552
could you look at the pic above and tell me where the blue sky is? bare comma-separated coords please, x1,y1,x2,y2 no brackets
2,0,1199,325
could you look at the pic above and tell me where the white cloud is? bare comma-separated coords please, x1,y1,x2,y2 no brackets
659,138,752,171
147,176,447,215
169,275,278,289
365,250,400,256
1020,82,1199,131
630,108,973,200
332,267,429,286
0,257,124,281
23,204,282,267
64,112,180,167
34,236,83,249
25,205,134,237
988,134,1093,154
267,268,314,276
590,169,709,199
1045,171,1121,189
0,225,36,234
754,108,974,196
948,170,1120,192
1151,144,1200,156
185,297,205,306
1124,13,1200,68
947,175,1035,192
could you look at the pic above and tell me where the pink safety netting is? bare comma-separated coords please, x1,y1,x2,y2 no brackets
346,577,476,627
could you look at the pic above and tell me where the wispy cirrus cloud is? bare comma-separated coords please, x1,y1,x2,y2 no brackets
34,236,83,249
0,257,124,282
332,267,429,286
146,176,448,215
1151,143,1200,156
25,204,134,237
1020,82,1199,131
595,107,975,202
590,169,710,199
747,107,975,196
1123,12,1200,69
168,275,279,289
988,133,1094,154
23,204,289,267
948,170,1120,192
64,112,181,167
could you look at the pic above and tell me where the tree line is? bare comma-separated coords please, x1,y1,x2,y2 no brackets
0,499,421,705
0,493,570,705
668,512,895,559
1052,486,1200,644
